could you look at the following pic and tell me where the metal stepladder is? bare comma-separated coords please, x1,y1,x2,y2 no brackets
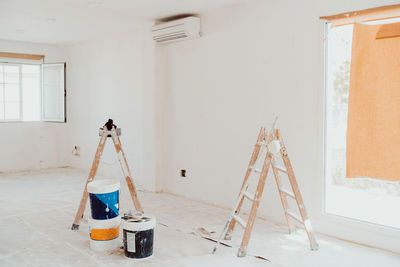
71,119,143,230
213,119,319,257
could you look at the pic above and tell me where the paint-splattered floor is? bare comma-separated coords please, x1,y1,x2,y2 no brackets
0,168,399,266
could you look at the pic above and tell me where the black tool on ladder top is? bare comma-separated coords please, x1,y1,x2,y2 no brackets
99,119,121,137
105,119,117,131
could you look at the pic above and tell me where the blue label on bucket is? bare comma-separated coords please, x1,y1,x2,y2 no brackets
89,190,119,220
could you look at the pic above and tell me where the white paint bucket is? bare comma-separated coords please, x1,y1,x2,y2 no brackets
89,216,121,251
87,179,120,220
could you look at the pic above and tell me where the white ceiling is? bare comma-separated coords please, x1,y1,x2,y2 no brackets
0,0,243,45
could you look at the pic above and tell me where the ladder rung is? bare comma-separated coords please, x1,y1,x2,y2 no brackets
256,141,267,146
233,215,247,228
249,166,262,173
274,165,287,173
243,191,255,201
279,187,295,198
285,210,303,224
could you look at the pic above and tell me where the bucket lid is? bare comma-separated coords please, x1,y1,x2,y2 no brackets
122,214,156,232
87,179,120,194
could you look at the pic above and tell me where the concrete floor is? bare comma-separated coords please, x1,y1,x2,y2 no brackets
0,168,399,266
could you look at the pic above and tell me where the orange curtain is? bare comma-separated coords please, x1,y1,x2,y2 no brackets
346,22,400,181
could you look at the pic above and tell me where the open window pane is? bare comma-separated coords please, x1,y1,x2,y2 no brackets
0,62,65,122
42,63,65,122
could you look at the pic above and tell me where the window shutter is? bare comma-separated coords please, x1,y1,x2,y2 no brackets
42,63,65,122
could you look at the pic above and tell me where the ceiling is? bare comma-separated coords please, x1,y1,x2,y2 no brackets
0,0,244,45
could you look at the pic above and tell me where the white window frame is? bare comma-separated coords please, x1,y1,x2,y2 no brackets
42,63,66,123
0,63,23,122
318,17,400,254
0,61,66,123
323,19,400,230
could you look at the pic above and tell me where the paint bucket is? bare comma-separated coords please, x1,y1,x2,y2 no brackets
89,216,121,251
122,214,156,259
87,179,120,220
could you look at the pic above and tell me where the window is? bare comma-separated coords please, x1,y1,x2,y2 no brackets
42,63,66,122
325,18,400,228
0,62,65,122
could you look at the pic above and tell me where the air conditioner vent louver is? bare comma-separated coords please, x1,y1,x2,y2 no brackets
151,16,200,44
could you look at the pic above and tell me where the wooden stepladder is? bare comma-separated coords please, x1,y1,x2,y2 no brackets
71,119,143,230
213,122,318,257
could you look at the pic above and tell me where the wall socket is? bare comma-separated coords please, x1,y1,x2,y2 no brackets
72,146,80,156
180,169,186,178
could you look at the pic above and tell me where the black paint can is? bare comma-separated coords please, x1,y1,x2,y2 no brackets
122,215,155,259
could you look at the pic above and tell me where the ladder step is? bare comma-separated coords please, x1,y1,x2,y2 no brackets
279,187,295,198
243,191,255,201
249,166,262,173
285,210,303,224
256,141,267,146
233,215,247,228
274,165,287,173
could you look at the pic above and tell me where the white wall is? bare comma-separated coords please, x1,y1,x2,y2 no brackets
0,40,67,172
1,0,398,253
62,29,157,191
155,0,400,252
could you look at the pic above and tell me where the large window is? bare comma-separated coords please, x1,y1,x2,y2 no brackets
325,19,400,229
0,62,65,122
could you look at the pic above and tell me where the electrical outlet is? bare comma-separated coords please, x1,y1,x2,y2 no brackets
180,169,186,178
72,146,80,156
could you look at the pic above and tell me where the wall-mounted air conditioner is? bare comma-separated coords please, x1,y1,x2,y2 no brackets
151,16,201,44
